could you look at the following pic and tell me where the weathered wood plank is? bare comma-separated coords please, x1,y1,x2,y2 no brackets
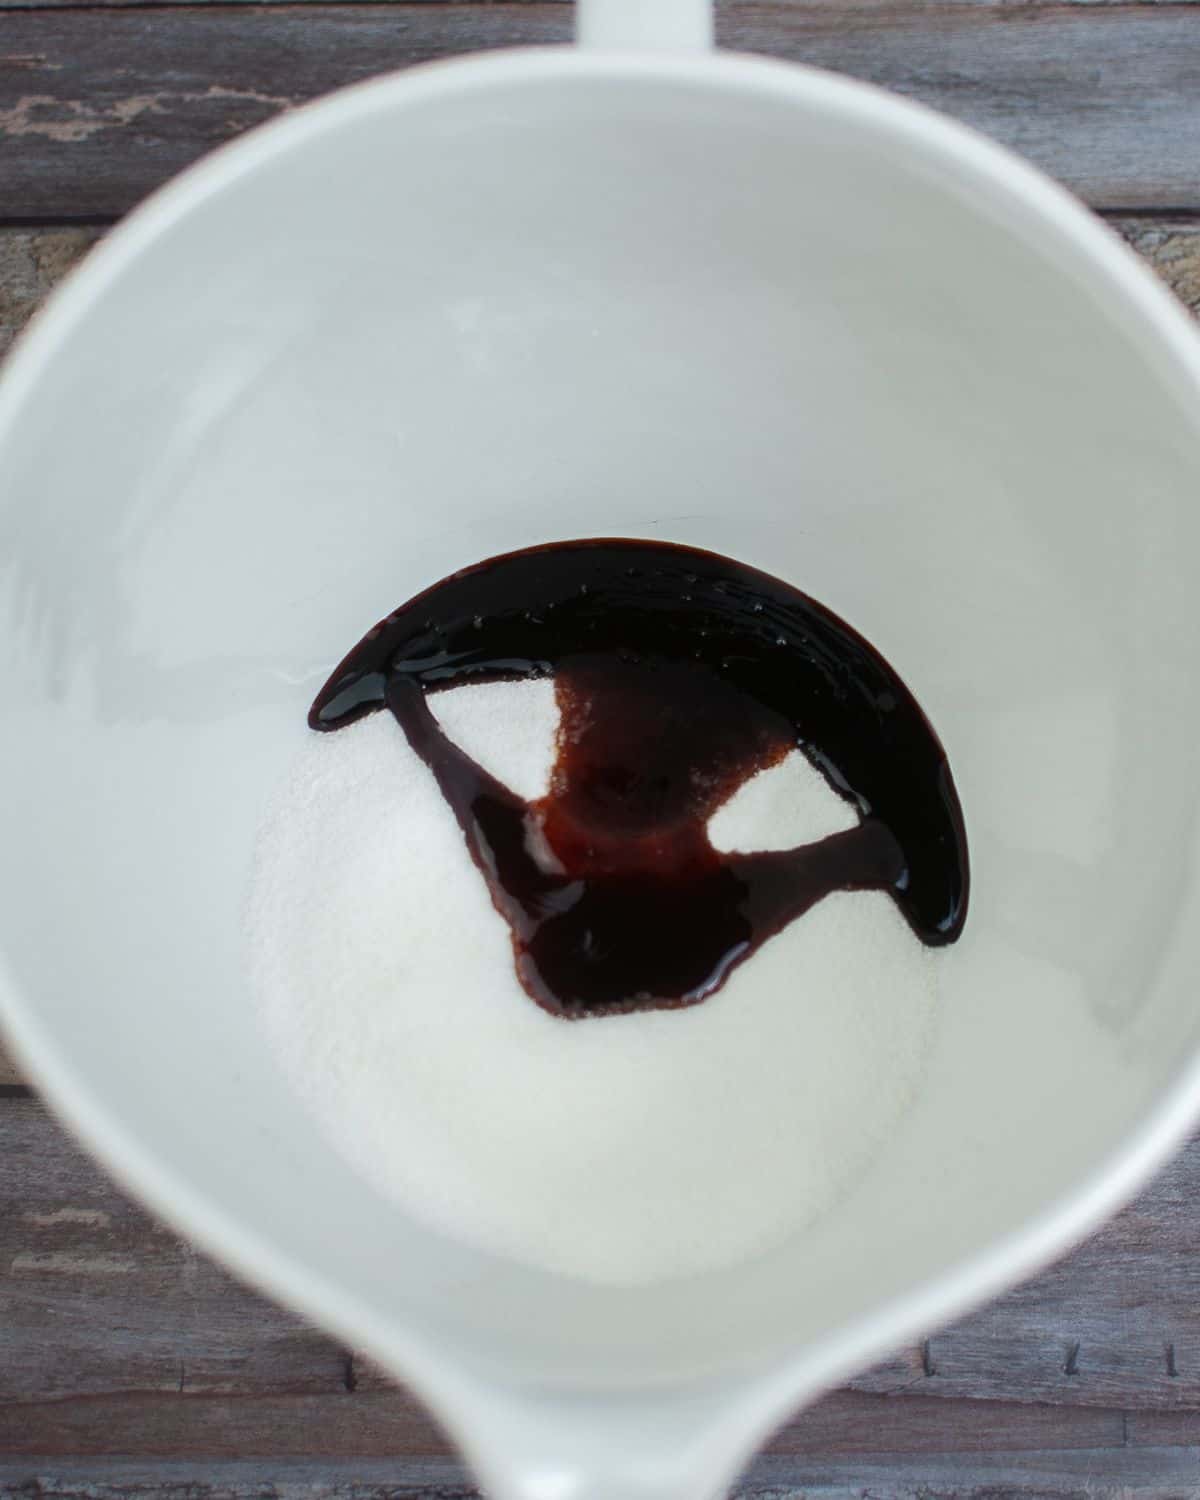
0,1389,1125,1459
0,1390,449,1460
850,1123,1200,1409
0,1459,480,1500
10,1451,1200,1500
721,3,1200,211
0,0,1192,15
8,1096,1200,1416
0,1098,348,1403
1117,218,1200,316
2,4,1200,219
1130,1407,1200,1445
0,5,566,224
0,225,99,359
0,1044,20,1087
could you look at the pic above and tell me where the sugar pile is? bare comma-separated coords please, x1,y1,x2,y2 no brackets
248,679,941,1285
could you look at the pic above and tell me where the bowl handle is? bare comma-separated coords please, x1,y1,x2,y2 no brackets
576,0,713,51
438,1368,780,1500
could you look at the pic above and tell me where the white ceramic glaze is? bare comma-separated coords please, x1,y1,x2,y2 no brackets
3,3,1200,1496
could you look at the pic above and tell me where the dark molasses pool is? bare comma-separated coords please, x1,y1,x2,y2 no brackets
311,539,968,1019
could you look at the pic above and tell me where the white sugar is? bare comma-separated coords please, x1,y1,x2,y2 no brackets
248,681,941,1285
430,679,558,802
708,747,860,852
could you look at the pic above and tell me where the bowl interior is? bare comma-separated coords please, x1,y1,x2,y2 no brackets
3,55,1200,1389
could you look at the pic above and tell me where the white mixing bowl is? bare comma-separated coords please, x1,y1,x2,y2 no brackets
3,12,1200,1498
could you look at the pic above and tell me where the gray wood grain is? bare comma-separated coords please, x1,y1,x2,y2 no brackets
7,1093,1200,1426
0,0,1192,12
0,1097,348,1405
10,1451,1200,1500
0,226,99,359
3,4,1200,219
0,1388,1128,1459
1118,219,1200,316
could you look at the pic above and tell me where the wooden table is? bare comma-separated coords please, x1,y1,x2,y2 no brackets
4,4,1200,1494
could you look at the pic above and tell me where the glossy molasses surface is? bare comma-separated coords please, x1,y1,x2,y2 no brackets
311,539,968,1018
